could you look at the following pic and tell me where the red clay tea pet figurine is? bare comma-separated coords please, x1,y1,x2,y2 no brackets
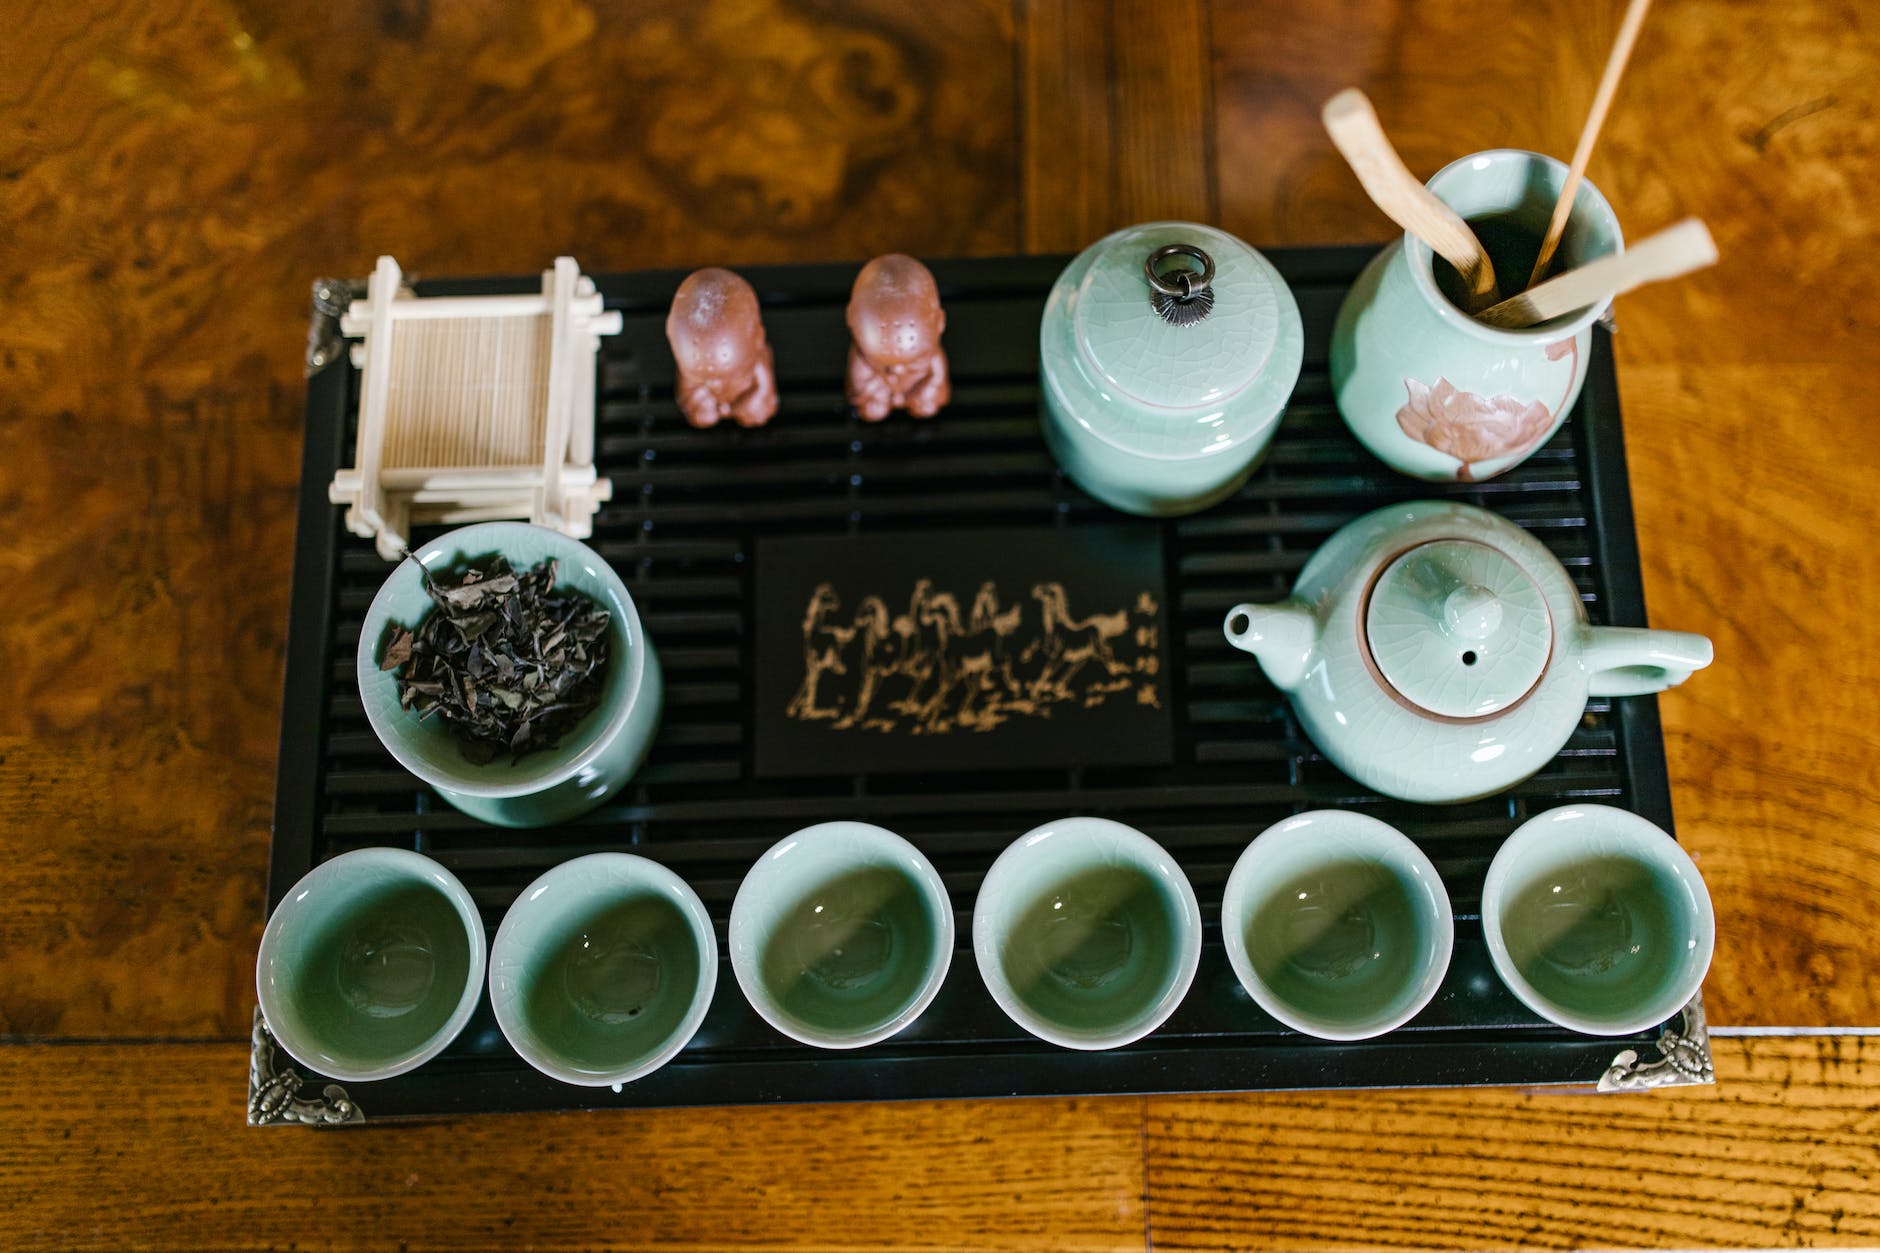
845,254,950,422
667,268,779,429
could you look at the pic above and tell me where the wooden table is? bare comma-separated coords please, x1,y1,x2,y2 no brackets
2,1,1875,1247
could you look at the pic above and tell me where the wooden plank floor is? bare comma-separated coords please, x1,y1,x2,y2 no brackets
2,1037,1877,1251
0,0,1875,1247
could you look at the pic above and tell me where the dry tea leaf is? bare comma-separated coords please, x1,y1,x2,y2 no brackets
380,554,612,764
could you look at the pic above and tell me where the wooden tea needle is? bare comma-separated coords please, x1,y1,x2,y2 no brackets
1475,218,1716,329
1527,0,1653,287
1322,88,1500,311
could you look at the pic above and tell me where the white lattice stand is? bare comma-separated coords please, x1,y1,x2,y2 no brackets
328,255,622,560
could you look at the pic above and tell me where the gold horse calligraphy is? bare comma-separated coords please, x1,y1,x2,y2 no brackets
785,580,1163,735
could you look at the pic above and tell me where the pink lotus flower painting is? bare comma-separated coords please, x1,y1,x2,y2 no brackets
1395,340,1577,481
1394,379,1554,481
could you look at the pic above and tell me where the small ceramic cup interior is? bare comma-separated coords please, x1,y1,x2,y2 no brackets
1482,804,1714,1037
490,853,718,1087
256,847,486,1083
357,521,663,830
1221,810,1453,1041
974,817,1201,1050
730,822,954,1049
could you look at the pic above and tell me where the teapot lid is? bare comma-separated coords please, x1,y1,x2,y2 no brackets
1363,540,1553,719
1045,221,1303,461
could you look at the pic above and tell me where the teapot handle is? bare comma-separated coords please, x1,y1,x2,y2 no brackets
1579,627,1714,697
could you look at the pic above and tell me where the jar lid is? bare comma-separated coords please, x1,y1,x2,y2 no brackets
1043,221,1303,461
1363,540,1553,719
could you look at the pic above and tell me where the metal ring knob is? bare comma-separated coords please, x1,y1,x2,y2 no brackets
1144,244,1216,326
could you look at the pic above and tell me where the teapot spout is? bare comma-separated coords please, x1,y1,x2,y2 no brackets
1222,600,1318,691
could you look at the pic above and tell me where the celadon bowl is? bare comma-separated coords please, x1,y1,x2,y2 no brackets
256,847,486,1083
357,521,663,829
730,822,954,1049
1482,805,1713,1036
973,817,1201,1050
1222,810,1453,1041
489,853,718,1087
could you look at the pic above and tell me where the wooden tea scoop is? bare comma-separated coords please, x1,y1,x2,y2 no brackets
1475,218,1716,329
1527,0,1653,286
1322,88,1500,311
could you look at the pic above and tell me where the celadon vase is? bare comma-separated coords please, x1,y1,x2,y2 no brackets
1330,149,1623,482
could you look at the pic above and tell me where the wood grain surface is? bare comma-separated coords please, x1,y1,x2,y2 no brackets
0,0,1877,1247
3,1037,1878,1251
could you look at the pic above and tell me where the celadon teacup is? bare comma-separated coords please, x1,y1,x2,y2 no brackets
974,817,1201,1050
490,853,717,1087
730,822,954,1049
357,521,663,829
1482,804,1714,1037
1222,810,1453,1041
256,847,486,1083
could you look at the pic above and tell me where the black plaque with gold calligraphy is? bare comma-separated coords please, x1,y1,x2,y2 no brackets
753,526,1172,776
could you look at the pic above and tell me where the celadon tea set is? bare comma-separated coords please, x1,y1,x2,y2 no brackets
256,81,1725,1119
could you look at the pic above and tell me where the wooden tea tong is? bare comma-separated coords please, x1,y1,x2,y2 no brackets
1528,0,1653,286
1321,88,1500,312
1475,218,1717,328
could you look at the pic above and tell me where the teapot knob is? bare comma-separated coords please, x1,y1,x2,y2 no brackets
1443,585,1502,640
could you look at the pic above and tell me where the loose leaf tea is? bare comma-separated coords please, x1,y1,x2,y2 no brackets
381,555,612,764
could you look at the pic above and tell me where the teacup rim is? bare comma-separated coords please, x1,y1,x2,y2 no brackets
488,852,719,1087
728,821,955,1050
355,521,649,799
1220,809,1454,1041
255,846,488,1083
1481,803,1714,1037
971,816,1202,1051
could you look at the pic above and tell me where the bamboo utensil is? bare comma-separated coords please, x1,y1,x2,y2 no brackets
1321,88,1500,311
1475,218,1716,329
1527,0,1653,286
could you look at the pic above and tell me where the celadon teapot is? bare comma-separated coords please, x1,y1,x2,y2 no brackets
1222,501,1713,804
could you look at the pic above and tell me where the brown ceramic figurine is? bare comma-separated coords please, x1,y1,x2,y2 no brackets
845,254,949,422
666,268,779,429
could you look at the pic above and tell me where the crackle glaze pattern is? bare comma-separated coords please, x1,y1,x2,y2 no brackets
1220,811,1453,1041
1482,806,1715,1036
1329,150,1622,483
729,822,954,1050
973,816,1201,1050
489,853,717,1087
356,521,664,828
1040,221,1303,515
256,848,486,1083
1223,502,1711,804
1365,539,1552,718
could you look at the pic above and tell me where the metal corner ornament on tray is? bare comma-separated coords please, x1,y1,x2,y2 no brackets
248,1009,365,1127
1596,996,1714,1092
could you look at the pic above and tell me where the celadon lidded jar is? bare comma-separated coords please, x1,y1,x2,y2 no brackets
1039,221,1304,516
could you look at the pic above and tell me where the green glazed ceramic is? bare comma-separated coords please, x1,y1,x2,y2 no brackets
1040,221,1304,516
1222,811,1453,1040
256,847,486,1082
1482,805,1714,1036
974,817,1201,1050
489,853,717,1087
729,822,953,1049
1330,149,1623,482
1223,500,1713,804
357,521,663,829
